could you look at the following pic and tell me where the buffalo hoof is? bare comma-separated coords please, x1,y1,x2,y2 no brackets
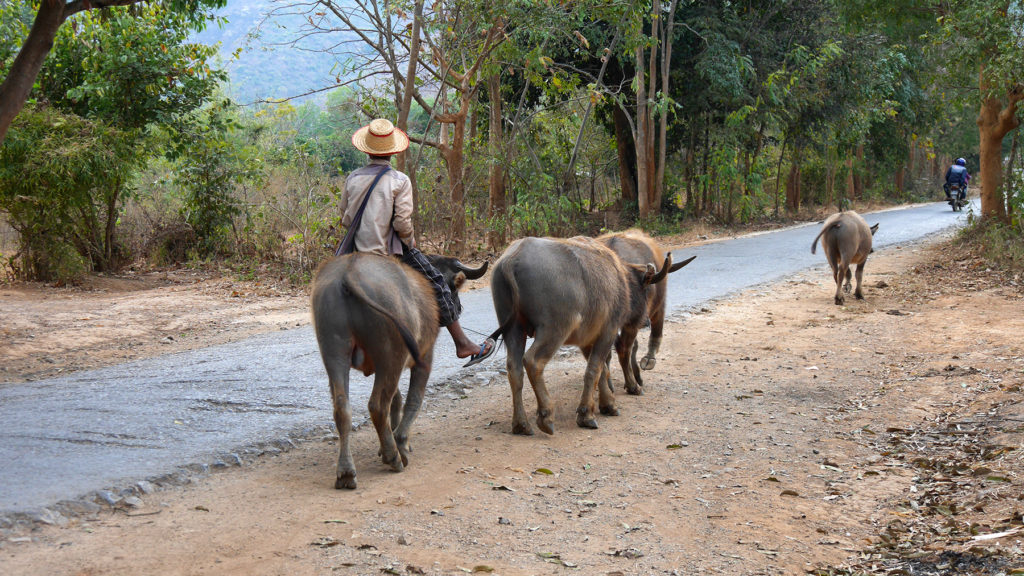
384,458,404,473
834,296,844,306
639,356,656,370
396,443,411,467
512,421,534,436
855,291,865,300
335,475,357,490
843,282,852,294
600,404,619,416
576,413,599,429
381,450,404,472
537,412,554,435
625,384,643,396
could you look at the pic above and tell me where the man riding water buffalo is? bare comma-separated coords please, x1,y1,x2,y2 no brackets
339,118,496,366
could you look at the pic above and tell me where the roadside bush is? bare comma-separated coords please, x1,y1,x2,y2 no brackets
0,105,139,282
961,219,1024,275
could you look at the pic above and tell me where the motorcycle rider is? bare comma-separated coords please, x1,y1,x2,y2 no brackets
943,157,971,204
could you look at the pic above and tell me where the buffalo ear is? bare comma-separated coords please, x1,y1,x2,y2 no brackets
647,254,672,285
870,223,879,235
642,263,657,285
453,271,467,291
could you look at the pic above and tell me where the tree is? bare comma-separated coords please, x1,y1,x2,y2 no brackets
0,0,225,146
1,0,225,274
266,0,586,250
940,0,1023,221
168,101,263,256
0,104,140,280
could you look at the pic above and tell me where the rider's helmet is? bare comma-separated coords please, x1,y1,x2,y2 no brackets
956,157,966,166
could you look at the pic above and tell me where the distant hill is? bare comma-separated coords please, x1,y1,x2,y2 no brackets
193,0,358,105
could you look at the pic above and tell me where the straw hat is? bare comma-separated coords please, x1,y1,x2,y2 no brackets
351,118,410,156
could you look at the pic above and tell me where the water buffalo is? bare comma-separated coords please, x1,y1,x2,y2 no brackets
597,229,696,394
311,252,486,489
490,236,670,435
811,211,879,305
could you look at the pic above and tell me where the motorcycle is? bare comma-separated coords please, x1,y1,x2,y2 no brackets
946,182,967,212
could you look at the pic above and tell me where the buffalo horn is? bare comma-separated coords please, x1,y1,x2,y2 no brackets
649,253,673,285
457,260,489,280
668,254,697,273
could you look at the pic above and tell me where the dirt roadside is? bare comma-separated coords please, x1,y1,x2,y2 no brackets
1,234,1023,576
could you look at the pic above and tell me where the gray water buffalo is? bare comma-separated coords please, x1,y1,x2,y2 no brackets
597,229,695,394
811,211,879,305
490,236,670,435
311,252,486,489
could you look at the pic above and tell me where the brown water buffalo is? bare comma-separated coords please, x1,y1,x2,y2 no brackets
490,236,670,435
597,229,696,394
311,252,486,489
811,211,879,305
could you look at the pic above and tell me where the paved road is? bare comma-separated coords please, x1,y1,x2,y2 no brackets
0,200,977,521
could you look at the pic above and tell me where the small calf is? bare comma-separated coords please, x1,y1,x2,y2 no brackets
811,211,879,305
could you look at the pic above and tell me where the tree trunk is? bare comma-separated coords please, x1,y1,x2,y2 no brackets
976,80,1022,221
486,72,505,250
645,0,662,215
686,127,697,213
613,104,637,204
634,45,650,217
0,1,67,145
774,137,787,217
786,149,801,212
1005,128,1020,219
396,0,423,177
396,0,424,235
101,178,122,271
448,116,466,252
854,144,864,199
655,0,678,214
700,120,710,216
906,136,915,181
826,163,835,210
845,158,855,205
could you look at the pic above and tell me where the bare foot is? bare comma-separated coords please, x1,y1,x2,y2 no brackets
455,338,493,359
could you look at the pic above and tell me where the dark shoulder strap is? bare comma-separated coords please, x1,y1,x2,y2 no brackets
335,165,392,256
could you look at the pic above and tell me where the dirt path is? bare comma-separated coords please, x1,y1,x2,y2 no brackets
1,238,1022,575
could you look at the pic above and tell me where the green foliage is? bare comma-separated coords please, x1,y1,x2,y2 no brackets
0,0,33,66
962,219,1024,275
38,3,225,130
0,0,228,279
169,101,263,255
937,0,1024,103
0,105,139,281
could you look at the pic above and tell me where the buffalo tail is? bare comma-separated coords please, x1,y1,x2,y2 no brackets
341,278,426,368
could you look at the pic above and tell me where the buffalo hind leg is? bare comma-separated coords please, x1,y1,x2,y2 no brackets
854,262,866,300
834,261,849,305
503,324,532,435
595,353,618,417
586,346,619,418
616,327,643,395
368,364,404,472
524,330,564,435
389,389,402,431
322,341,357,489
394,350,432,467
577,340,614,429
